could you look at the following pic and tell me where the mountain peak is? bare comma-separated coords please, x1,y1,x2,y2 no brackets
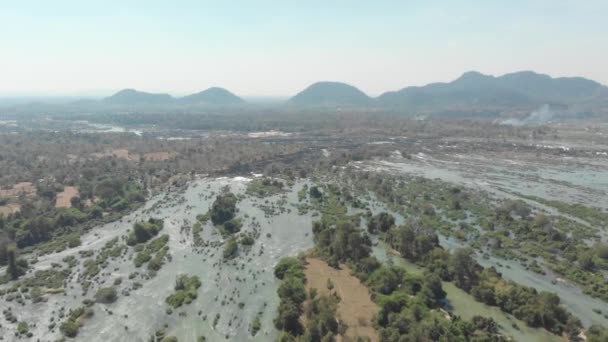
179,87,244,105
453,71,494,85
104,89,173,105
289,81,371,106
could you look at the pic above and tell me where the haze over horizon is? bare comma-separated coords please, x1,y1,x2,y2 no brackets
1,0,607,97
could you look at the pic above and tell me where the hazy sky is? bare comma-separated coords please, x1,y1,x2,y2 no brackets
1,0,607,97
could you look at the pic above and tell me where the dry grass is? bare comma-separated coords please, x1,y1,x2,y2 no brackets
91,149,175,161
55,186,79,208
0,182,36,197
91,148,132,160
0,203,21,215
83,197,98,208
143,151,176,161
304,257,379,342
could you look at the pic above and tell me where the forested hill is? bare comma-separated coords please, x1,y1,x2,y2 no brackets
103,87,244,105
288,81,372,106
377,71,607,109
103,89,174,105
178,87,244,105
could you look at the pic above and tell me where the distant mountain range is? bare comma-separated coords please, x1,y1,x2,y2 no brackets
7,71,606,117
103,87,245,105
377,71,606,110
287,71,607,110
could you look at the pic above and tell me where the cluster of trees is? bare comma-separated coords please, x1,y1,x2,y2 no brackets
312,219,372,267
133,234,169,270
165,274,201,308
59,306,92,338
309,216,508,341
0,177,146,253
210,191,238,225
246,177,284,198
354,171,608,304
274,257,343,342
299,289,341,342
274,257,307,337
370,265,505,341
209,191,247,261
127,218,164,245
366,212,395,234
306,182,587,340
489,202,608,301
378,215,583,337
385,220,440,262
210,191,242,237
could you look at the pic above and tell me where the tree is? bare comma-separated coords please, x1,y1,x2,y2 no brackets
6,246,22,280
449,248,481,292
309,186,322,199
210,192,237,225
367,212,395,234
419,273,446,308
386,222,438,262
0,237,9,265
277,276,307,306
275,300,303,335
367,266,403,295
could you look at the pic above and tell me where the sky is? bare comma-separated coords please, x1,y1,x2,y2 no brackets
1,0,607,97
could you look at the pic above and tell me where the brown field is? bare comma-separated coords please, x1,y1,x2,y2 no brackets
92,148,132,160
55,186,79,208
304,258,379,342
143,151,176,161
91,149,175,162
0,182,36,197
0,203,21,215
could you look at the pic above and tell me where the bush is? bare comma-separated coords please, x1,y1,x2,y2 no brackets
223,238,238,259
95,287,118,304
60,320,79,338
240,234,255,246
274,257,304,280
127,218,164,246
17,321,29,335
165,275,201,308
221,218,242,235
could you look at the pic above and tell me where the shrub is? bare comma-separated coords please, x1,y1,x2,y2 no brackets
223,238,238,259
95,287,118,304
